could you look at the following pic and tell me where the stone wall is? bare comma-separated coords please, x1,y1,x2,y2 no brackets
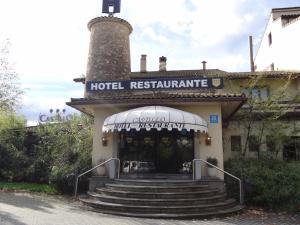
85,17,132,98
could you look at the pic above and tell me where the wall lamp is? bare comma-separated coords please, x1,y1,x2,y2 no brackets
102,134,108,146
205,135,212,146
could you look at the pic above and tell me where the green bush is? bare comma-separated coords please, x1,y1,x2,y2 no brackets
0,112,93,194
225,157,300,212
0,110,27,181
34,115,93,194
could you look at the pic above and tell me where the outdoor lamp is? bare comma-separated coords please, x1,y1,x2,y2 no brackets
144,137,151,144
205,135,212,146
126,137,133,144
102,134,108,146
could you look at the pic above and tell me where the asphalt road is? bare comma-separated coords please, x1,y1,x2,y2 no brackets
0,191,299,225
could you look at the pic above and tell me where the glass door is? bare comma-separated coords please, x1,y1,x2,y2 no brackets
119,129,194,174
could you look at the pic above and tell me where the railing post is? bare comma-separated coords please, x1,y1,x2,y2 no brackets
117,159,120,179
73,157,120,199
193,158,244,205
240,180,244,204
194,160,202,180
74,175,79,198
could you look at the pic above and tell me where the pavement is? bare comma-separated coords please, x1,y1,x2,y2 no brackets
0,191,299,225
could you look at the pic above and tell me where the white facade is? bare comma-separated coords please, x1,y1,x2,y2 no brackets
255,7,300,71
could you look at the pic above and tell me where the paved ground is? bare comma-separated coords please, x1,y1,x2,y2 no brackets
0,191,299,225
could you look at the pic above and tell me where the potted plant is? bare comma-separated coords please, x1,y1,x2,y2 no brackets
206,157,218,177
96,159,107,176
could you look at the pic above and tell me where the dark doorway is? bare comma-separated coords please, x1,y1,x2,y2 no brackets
119,129,194,174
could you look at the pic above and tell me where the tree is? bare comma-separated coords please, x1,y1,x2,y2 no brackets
0,39,23,111
0,112,93,193
30,114,93,192
232,73,300,158
0,110,26,181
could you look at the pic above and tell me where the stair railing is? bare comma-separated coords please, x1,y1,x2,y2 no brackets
193,159,244,204
74,158,120,198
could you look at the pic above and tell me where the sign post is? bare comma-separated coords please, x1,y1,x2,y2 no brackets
102,0,121,15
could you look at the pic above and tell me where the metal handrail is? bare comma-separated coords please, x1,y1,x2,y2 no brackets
74,158,120,198
193,159,244,204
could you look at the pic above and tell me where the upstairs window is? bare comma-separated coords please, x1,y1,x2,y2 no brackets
241,87,269,100
268,32,272,46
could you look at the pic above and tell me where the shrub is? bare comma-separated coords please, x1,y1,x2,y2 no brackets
0,112,93,194
225,157,300,212
35,115,93,194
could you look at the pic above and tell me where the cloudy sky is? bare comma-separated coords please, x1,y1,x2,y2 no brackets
0,0,299,125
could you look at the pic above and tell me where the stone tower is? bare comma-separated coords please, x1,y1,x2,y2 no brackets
85,17,133,97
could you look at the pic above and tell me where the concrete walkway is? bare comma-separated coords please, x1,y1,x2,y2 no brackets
0,192,299,225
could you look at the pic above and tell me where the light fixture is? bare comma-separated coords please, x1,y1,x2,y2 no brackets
162,137,169,144
102,134,108,146
181,137,188,146
126,136,133,144
205,135,212,146
144,137,152,144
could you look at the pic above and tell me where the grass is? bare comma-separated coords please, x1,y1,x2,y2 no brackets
0,182,58,194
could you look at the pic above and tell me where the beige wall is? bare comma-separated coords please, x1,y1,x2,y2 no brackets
92,107,124,166
223,120,300,161
91,104,224,178
177,105,223,177
224,76,299,101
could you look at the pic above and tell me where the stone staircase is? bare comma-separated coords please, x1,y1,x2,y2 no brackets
79,179,244,219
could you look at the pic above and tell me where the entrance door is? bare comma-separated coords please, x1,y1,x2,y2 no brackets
119,129,194,174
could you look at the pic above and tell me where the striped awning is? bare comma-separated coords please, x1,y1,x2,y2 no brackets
103,106,208,133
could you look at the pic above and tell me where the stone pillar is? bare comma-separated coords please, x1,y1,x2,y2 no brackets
85,17,133,98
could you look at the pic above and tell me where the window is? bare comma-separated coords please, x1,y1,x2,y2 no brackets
249,135,259,152
241,87,269,100
260,87,269,100
231,136,242,152
283,136,300,161
268,32,272,46
266,136,276,152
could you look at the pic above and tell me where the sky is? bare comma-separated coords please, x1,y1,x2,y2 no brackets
0,0,299,125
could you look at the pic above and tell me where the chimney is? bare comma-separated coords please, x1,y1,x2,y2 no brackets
202,61,207,70
159,56,167,71
140,54,147,72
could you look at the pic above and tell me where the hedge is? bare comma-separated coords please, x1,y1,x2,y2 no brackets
225,157,300,212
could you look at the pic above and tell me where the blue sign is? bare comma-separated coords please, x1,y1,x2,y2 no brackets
210,115,219,124
102,0,121,13
86,77,224,92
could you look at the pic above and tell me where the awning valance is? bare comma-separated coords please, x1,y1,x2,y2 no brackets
102,106,208,133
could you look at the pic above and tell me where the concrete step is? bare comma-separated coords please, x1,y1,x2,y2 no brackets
119,174,192,180
105,183,209,192
80,178,243,218
80,197,238,214
87,191,227,206
95,187,221,199
114,179,213,186
83,204,244,219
